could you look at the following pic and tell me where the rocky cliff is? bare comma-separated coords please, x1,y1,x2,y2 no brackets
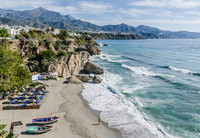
9,37,103,77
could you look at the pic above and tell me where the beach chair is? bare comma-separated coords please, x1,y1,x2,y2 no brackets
19,104,27,107
22,100,30,104
36,100,40,103
16,97,23,100
10,100,18,104
41,92,46,95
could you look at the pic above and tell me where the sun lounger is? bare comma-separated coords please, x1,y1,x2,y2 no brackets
36,100,40,103
19,104,27,107
16,97,23,100
10,100,19,104
3,104,41,110
41,93,46,95
22,100,30,104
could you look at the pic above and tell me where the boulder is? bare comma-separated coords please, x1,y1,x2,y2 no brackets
93,75,102,83
87,45,101,55
103,44,109,46
84,61,104,74
67,75,83,84
75,75,91,83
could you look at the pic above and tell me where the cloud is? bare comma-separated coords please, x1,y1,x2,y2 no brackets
133,19,200,24
79,1,113,14
130,0,200,9
0,0,54,10
119,8,182,18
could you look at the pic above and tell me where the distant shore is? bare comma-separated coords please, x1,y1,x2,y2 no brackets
0,78,122,138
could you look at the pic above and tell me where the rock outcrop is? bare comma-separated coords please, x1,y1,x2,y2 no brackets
83,61,104,74
93,75,102,83
75,75,91,83
55,51,90,77
67,75,83,84
77,45,101,55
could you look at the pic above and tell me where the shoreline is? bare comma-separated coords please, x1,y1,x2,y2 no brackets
0,78,122,138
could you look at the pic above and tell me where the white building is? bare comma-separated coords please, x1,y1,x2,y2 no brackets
8,28,20,38
53,29,60,35
31,72,41,82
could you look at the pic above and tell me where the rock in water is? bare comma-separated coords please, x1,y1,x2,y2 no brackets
93,75,102,83
84,61,104,74
75,75,91,83
67,75,83,84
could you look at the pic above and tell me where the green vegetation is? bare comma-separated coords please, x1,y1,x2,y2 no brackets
0,39,31,93
29,82,40,87
0,28,10,37
20,29,31,39
57,51,66,57
59,30,70,40
36,50,56,64
67,52,77,55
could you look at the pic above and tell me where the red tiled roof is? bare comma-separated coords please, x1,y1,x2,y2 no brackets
30,72,39,75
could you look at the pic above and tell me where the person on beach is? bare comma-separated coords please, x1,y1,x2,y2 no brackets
98,118,101,125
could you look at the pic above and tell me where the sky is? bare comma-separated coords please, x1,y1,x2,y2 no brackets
1,0,200,32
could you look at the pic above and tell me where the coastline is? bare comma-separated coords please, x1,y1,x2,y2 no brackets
0,78,122,138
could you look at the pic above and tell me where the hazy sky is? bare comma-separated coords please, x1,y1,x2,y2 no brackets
1,0,200,32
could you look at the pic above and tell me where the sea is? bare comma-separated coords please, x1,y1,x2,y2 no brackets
81,39,200,138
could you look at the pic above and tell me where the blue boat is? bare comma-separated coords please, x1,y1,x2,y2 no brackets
32,117,60,125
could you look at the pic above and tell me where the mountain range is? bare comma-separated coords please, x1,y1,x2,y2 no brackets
0,7,200,38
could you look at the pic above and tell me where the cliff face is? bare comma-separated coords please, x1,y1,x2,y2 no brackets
9,38,102,77
55,51,90,77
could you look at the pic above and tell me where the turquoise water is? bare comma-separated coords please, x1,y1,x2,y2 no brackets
93,39,200,138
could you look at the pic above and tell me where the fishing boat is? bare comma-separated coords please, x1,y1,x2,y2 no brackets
32,117,60,125
26,125,53,134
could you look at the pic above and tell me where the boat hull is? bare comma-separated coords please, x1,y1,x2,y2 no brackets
32,117,60,125
26,125,53,134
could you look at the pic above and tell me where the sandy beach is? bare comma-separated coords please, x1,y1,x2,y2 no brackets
0,78,122,138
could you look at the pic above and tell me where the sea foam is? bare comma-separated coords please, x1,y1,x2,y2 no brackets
82,84,169,138
122,64,175,78
82,72,171,138
168,66,193,74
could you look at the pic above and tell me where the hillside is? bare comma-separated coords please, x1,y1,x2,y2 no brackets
1,7,200,38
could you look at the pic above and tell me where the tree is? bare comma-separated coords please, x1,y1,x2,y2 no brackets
20,29,31,39
0,40,31,93
46,28,50,34
59,30,69,40
0,28,10,37
37,50,56,64
51,27,55,32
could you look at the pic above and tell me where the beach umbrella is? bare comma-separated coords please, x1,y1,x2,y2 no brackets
18,92,23,96
23,95,29,99
18,100,23,103
27,92,33,96
8,96,15,100
35,95,40,100
38,91,43,95
30,99,36,103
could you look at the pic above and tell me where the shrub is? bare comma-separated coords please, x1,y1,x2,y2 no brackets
28,53,36,61
57,51,66,57
37,50,56,63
